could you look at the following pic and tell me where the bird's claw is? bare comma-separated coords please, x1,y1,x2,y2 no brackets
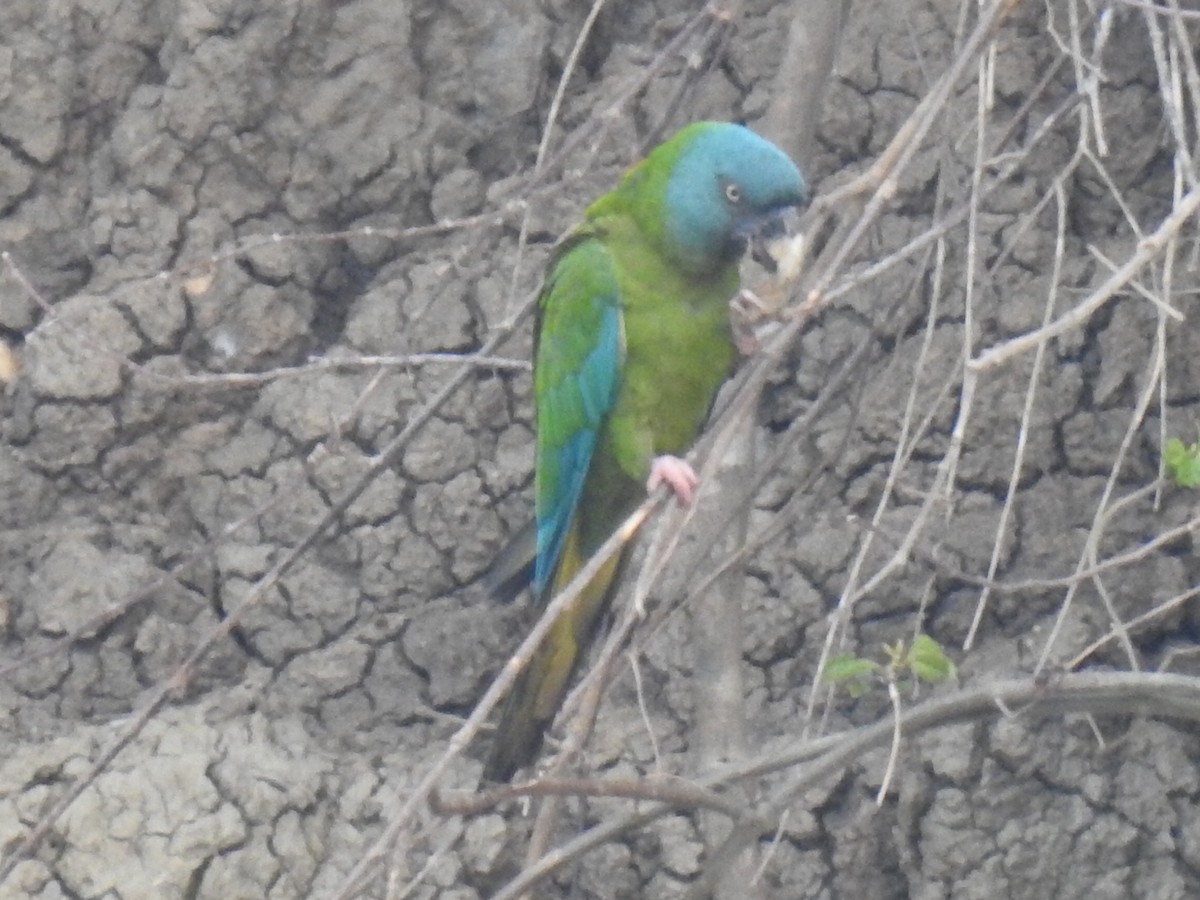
730,287,773,321
730,288,776,356
646,455,698,506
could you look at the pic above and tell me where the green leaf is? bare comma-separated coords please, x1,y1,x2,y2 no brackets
1180,461,1200,488
1164,437,1200,488
821,653,877,684
1165,437,1187,465
909,634,955,683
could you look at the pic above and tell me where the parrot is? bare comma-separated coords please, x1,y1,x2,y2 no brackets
484,121,808,782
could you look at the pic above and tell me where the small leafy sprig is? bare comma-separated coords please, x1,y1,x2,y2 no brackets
821,634,956,697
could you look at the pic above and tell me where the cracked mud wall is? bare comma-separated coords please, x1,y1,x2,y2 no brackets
2,1,1200,898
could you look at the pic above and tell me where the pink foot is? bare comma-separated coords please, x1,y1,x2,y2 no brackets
730,288,772,356
646,455,698,506
730,287,771,319
732,322,761,357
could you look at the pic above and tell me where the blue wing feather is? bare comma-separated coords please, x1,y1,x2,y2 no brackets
532,238,623,600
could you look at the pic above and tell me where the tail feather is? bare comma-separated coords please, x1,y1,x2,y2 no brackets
483,526,623,782
483,520,536,603
483,642,571,782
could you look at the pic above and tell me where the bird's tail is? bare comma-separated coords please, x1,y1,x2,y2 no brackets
483,525,623,782
483,519,536,603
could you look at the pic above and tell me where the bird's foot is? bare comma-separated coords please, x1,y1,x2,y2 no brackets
646,455,698,506
730,288,777,356
732,322,761,357
731,287,772,320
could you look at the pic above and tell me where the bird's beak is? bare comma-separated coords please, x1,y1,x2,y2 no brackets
740,207,803,273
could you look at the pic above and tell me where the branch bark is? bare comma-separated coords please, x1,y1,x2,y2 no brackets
759,0,850,165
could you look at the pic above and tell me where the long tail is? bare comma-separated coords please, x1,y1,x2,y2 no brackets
484,525,623,782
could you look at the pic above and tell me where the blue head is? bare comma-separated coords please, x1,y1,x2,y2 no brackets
654,122,807,276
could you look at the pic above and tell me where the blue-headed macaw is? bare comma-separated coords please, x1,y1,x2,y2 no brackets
486,121,807,781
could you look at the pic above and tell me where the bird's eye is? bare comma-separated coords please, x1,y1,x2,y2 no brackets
724,182,741,204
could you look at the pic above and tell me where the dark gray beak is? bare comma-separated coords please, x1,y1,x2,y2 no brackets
748,218,786,272
740,207,803,273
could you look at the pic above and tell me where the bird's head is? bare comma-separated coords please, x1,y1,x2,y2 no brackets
648,122,808,276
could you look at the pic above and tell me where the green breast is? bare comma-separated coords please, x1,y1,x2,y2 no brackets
602,214,737,482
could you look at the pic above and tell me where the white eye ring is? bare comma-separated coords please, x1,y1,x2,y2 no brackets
725,182,741,203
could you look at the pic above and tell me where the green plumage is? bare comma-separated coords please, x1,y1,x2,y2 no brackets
485,122,806,781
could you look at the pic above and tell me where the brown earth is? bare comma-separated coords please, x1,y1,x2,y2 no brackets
2,1,1199,898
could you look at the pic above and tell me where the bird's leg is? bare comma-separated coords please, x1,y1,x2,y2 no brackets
647,455,698,506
